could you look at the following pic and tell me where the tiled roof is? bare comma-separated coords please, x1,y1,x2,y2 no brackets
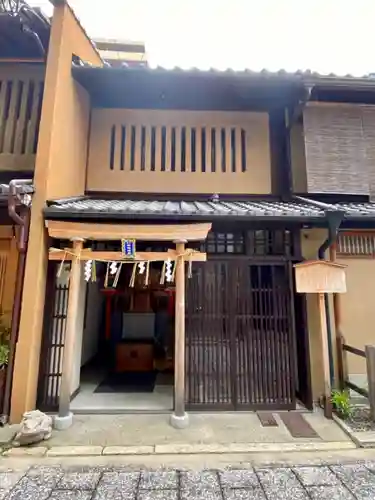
44,197,323,221
0,184,34,195
44,196,375,223
334,201,375,216
76,62,375,85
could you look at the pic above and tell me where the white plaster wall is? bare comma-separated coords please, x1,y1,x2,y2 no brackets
81,280,102,366
70,265,86,395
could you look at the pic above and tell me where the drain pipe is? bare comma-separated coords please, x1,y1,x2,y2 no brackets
317,209,345,388
0,180,33,425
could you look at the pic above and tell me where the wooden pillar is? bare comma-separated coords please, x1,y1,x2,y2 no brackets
57,238,83,425
170,240,189,428
318,292,332,418
330,244,343,389
365,345,375,422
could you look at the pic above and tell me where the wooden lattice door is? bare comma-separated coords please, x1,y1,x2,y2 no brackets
186,260,297,410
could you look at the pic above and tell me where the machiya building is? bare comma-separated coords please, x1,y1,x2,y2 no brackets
1,0,375,427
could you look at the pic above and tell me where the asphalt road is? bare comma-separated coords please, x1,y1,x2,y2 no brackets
2,462,375,499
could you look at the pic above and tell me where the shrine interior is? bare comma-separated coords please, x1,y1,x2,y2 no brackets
71,248,176,413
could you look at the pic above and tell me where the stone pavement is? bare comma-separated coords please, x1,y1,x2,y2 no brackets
0,412,349,449
2,462,375,499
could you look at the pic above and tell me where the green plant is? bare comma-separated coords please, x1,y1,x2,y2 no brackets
0,344,9,367
331,389,353,419
0,311,10,369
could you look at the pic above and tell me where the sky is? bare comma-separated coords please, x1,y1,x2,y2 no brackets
28,0,375,76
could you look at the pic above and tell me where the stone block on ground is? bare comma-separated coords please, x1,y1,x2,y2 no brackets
12,410,52,447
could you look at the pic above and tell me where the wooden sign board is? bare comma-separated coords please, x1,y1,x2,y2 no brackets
294,260,347,294
122,238,136,258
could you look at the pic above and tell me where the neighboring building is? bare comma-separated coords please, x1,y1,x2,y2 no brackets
94,39,147,68
5,0,375,425
0,0,51,419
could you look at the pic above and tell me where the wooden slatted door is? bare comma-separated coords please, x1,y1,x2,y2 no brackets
37,263,70,411
186,261,233,409
185,261,296,410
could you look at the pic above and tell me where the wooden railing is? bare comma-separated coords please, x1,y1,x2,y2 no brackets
338,335,375,419
0,65,44,171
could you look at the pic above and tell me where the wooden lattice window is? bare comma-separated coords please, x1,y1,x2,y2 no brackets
247,229,294,257
203,230,295,256
0,78,44,155
337,233,375,256
108,124,248,173
206,232,245,254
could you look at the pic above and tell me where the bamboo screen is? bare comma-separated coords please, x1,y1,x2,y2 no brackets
303,103,375,196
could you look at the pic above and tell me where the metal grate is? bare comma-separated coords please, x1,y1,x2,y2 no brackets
337,233,375,256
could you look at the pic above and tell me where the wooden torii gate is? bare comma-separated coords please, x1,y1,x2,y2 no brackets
45,220,211,429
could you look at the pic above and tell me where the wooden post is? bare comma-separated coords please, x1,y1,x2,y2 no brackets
318,292,333,418
330,243,343,389
170,240,189,428
337,334,348,391
365,345,375,422
56,238,83,428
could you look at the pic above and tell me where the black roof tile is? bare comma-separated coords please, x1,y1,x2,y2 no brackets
44,196,375,223
45,197,323,220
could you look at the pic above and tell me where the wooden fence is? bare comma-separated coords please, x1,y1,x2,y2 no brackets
338,335,375,420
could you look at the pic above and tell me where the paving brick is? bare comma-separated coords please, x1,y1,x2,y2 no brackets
223,488,266,499
6,476,53,500
256,467,300,487
220,469,259,488
262,486,310,499
137,491,178,500
330,464,375,487
307,485,355,499
0,471,24,490
139,471,178,490
180,491,222,500
47,446,103,456
50,492,92,500
103,445,154,455
57,472,101,490
99,471,139,490
294,466,341,486
180,470,220,491
3,446,47,457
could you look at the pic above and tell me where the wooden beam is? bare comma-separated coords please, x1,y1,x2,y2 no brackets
46,221,212,241
0,59,45,64
48,249,207,262
306,101,374,110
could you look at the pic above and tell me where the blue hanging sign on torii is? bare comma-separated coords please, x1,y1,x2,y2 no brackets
121,238,136,258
